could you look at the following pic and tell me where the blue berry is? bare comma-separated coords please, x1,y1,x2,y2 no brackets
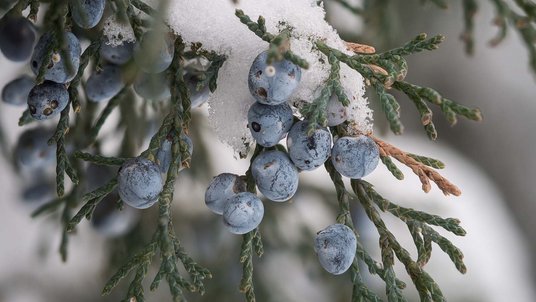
15,127,55,169
70,0,105,29
31,32,81,83
91,193,139,238
134,71,170,101
205,173,247,215
222,192,264,234
248,102,293,147
156,134,194,174
185,73,210,108
22,179,54,202
252,150,299,202
327,95,348,127
0,16,36,62
133,31,174,73
314,223,357,275
331,136,380,179
86,64,124,102
27,81,69,120
100,41,135,65
248,50,301,105
2,75,34,106
287,120,332,171
118,157,163,209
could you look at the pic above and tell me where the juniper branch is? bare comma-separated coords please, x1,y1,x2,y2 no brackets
73,151,128,166
360,180,466,236
88,88,127,144
301,52,348,133
69,38,102,114
372,136,461,196
236,10,309,68
66,178,118,232
352,179,447,302
53,105,78,197
18,109,34,126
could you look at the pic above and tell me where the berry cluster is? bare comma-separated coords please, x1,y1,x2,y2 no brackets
0,3,210,236
205,50,380,275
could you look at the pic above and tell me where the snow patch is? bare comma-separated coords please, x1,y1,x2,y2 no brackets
105,0,371,154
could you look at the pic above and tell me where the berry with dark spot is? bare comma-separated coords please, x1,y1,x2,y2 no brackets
86,64,124,102
252,150,299,202
0,16,36,62
185,72,211,108
331,136,380,179
133,30,175,73
27,81,69,120
117,157,163,209
134,71,170,101
248,50,301,105
31,32,81,83
15,127,56,169
247,102,293,147
2,75,34,106
287,120,332,171
205,173,247,215
70,0,105,29
222,192,264,234
314,223,357,275
100,40,135,65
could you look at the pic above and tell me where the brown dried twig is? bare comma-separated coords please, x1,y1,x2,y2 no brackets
371,136,461,196
345,41,376,54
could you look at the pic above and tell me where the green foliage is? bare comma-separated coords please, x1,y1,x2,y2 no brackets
8,1,524,301
301,52,349,134
235,8,474,301
331,0,536,74
235,9,309,69
316,34,481,139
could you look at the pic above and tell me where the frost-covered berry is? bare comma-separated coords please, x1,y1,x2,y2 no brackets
134,72,170,101
31,32,81,83
15,127,55,169
248,50,301,105
252,150,299,202
314,223,357,275
2,75,34,106
27,81,69,120
287,120,332,171
70,0,105,29
205,173,247,215
0,16,36,62
331,136,380,179
100,41,135,65
133,31,174,73
156,134,194,174
247,102,293,147
86,64,124,102
117,157,163,209
222,192,264,235
91,193,139,238
326,94,348,127
185,73,211,108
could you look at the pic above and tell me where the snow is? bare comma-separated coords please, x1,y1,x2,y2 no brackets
102,14,136,46
104,0,371,154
